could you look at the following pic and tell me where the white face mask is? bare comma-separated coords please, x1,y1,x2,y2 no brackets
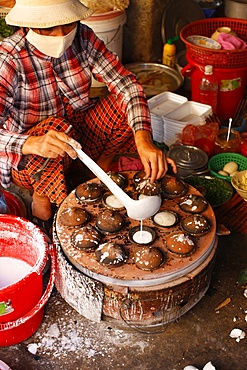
26,25,77,58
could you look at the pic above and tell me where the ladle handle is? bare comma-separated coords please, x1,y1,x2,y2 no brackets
75,148,134,205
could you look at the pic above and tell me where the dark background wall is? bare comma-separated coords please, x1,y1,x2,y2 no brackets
122,0,170,64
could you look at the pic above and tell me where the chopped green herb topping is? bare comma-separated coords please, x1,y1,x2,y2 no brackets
186,176,233,207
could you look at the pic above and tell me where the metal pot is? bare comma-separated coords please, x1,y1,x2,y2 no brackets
168,144,209,178
225,0,247,19
124,63,184,97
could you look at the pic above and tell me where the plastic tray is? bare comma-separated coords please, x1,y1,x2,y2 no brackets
208,153,247,182
148,91,188,116
166,101,212,123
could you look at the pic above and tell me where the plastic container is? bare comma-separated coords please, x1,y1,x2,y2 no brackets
165,101,212,123
182,53,247,120
0,189,26,217
162,100,212,147
148,92,188,143
175,50,191,91
211,26,237,41
208,153,247,182
82,10,126,87
180,18,247,118
148,92,188,116
0,215,56,346
199,65,218,113
186,35,221,49
148,93,212,146
162,36,179,68
213,128,241,154
231,170,247,201
180,18,247,68
83,10,126,60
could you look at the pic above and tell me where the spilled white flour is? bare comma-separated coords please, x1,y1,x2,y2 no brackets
27,295,150,370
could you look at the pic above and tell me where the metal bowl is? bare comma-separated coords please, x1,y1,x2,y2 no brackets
124,63,184,97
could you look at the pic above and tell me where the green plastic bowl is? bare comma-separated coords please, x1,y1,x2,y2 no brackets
208,153,247,182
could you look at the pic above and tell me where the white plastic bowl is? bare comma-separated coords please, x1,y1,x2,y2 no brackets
187,35,221,49
231,170,247,201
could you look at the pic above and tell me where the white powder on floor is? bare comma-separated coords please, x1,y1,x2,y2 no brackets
28,294,150,369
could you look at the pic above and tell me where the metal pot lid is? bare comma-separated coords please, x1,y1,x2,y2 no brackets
168,145,208,170
124,63,184,97
161,0,205,53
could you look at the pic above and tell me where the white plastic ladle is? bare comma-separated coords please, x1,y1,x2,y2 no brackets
75,148,162,221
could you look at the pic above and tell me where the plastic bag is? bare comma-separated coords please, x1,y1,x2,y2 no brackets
181,122,219,156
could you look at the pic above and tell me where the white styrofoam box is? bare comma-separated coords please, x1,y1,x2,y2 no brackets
149,92,188,143
165,101,212,123
151,115,164,142
148,91,188,116
149,92,212,146
162,116,206,147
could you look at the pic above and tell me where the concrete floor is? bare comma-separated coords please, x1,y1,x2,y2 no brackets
0,183,247,370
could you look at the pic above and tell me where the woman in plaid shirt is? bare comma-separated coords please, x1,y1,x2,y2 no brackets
0,0,176,234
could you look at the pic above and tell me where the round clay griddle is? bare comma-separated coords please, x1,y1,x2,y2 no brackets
55,171,217,287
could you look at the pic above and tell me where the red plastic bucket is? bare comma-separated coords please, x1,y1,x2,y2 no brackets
0,215,56,346
182,53,247,120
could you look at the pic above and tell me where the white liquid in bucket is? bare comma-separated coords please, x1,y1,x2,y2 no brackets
0,257,32,289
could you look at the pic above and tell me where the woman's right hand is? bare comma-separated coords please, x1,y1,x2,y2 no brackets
22,129,81,159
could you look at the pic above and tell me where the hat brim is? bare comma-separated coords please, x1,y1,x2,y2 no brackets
5,0,94,28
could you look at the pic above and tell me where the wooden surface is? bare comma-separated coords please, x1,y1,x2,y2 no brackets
214,192,247,234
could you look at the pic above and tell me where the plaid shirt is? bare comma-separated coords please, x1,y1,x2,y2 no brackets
0,23,151,188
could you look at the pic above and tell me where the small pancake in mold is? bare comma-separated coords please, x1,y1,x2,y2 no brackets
152,210,178,228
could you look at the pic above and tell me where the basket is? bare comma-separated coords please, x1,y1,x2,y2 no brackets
208,153,247,182
0,7,10,19
180,18,247,67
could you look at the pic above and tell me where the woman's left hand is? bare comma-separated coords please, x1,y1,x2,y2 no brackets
134,130,177,183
